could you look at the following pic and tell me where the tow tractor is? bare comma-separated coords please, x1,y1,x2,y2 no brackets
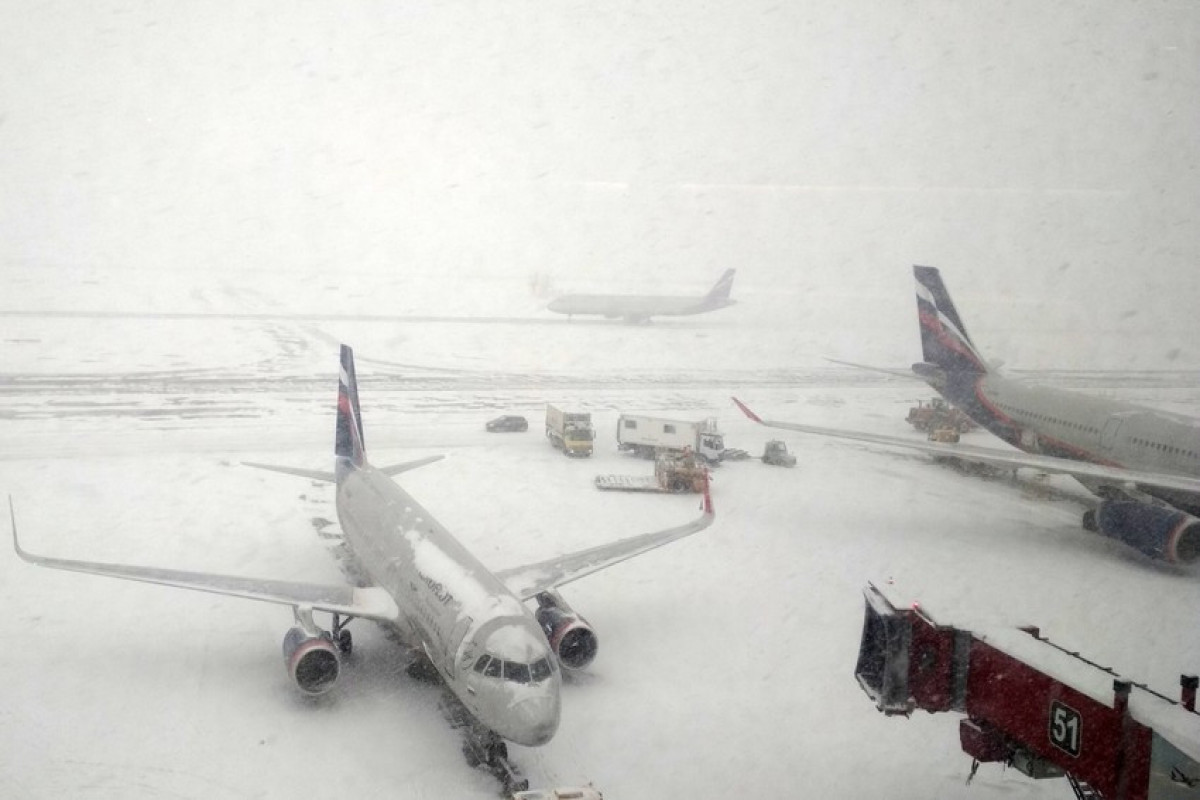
595,451,709,493
855,581,1200,799
761,439,797,467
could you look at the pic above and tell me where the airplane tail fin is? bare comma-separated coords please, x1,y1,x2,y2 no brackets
914,266,988,375
336,344,367,468
704,269,737,306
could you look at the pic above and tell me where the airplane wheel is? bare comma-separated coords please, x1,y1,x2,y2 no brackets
1082,509,1098,532
336,629,353,654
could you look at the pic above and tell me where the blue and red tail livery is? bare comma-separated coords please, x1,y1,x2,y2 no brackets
914,265,988,375
336,344,366,467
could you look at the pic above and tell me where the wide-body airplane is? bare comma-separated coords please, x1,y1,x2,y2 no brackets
547,268,737,323
12,344,714,778
735,266,1200,565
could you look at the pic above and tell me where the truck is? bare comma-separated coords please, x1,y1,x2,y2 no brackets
761,439,797,467
906,397,975,434
545,405,594,457
616,414,725,463
595,452,709,494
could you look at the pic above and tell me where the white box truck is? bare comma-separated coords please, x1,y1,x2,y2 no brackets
545,405,594,457
616,414,725,463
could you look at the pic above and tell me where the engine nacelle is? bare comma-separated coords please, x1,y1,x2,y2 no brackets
282,626,341,695
535,592,599,671
1092,500,1200,564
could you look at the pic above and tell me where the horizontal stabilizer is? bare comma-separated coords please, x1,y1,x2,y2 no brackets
243,462,336,483
379,455,445,477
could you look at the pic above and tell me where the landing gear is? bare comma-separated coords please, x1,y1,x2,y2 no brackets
330,614,353,655
439,690,529,794
1082,508,1098,532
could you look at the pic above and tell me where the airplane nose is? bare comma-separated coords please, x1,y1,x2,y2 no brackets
508,694,561,747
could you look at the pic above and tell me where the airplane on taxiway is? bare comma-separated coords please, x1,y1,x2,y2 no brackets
12,344,714,776
547,268,736,323
735,265,1200,565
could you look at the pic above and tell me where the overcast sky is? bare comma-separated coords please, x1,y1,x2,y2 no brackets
1,1,1197,349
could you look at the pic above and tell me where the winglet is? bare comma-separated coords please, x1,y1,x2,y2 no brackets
731,397,763,424
9,496,23,561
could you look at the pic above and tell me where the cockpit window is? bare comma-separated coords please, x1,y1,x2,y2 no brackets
505,661,531,684
530,658,552,683
473,652,553,684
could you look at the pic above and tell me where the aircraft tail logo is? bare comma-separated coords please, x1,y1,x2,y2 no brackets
705,269,737,306
336,344,366,467
914,266,987,374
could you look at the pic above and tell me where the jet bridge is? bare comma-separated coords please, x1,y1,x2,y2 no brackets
855,582,1200,800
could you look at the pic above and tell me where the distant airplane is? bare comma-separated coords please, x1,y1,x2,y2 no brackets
547,269,737,323
735,265,1200,565
12,344,714,782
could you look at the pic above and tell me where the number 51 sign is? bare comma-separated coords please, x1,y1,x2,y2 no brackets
1049,700,1082,757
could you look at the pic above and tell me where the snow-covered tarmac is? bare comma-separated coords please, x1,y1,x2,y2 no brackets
2,274,1198,799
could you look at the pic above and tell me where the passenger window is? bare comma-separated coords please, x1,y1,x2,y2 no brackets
484,657,502,678
506,662,531,684
664,424,676,434
530,658,552,683
474,655,491,674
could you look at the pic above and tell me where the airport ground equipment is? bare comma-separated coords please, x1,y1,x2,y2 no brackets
595,453,709,494
616,413,725,462
855,581,1200,799
761,439,796,467
546,405,594,457
906,397,975,434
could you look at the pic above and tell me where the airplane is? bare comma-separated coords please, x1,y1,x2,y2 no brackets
12,344,714,780
546,268,737,323
734,265,1200,565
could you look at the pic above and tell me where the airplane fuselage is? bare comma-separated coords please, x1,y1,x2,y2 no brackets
547,294,733,321
937,370,1200,513
336,464,561,746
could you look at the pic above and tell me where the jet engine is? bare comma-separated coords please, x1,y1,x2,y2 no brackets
282,626,341,695
535,591,599,671
1085,500,1200,564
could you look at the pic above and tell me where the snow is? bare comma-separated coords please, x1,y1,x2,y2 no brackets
2,271,1198,799
2,2,1200,797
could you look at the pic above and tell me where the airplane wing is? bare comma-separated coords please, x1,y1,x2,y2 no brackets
10,501,399,622
732,398,1200,496
495,485,715,601
825,357,923,381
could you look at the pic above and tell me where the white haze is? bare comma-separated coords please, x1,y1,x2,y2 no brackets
1,2,1199,798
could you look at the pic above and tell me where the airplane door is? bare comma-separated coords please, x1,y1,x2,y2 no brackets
1100,415,1125,451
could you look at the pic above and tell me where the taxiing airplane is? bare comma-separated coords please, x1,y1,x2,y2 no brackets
12,344,714,767
735,266,1200,565
547,269,737,323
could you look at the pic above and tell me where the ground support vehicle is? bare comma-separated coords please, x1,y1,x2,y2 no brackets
511,788,603,800
546,405,594,457
616,414,725,462
595,454,709,494
927,426,961,443
906,397,975,433
856,581,1200,799
487,414,529,432
761,439,796,467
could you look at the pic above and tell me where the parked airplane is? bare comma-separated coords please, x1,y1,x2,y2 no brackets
12,344,714,777
547,269,736,322
735,266,1200,565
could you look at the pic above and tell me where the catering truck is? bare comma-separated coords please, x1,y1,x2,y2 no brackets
616,414,725,463
545,405,594,457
